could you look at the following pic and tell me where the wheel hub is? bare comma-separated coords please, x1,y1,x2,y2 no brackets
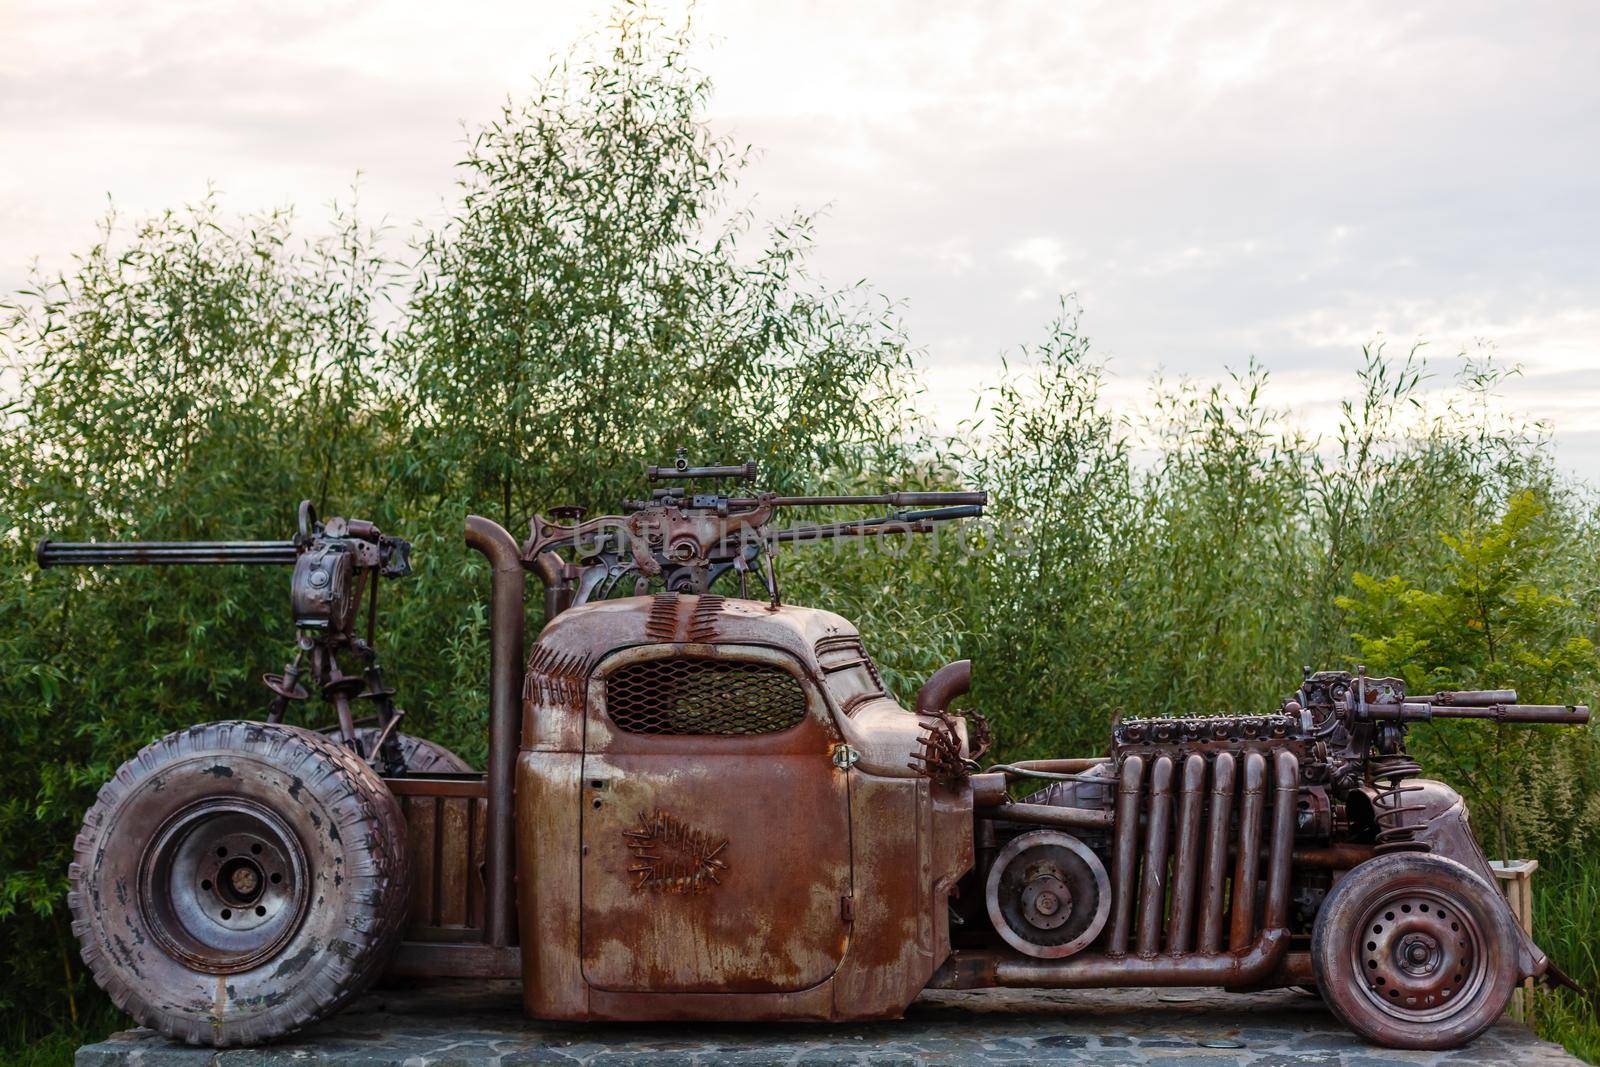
140,799,310,974
1021,873,1073,930
1355,889,1483,1021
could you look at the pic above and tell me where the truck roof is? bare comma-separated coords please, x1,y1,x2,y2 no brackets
531,592,862,671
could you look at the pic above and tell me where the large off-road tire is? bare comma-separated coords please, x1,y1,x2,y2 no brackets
68,721,410,1046
354,729,473,773
1312,852,1520,1050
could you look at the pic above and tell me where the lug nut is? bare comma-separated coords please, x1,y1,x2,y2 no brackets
231,866,260,897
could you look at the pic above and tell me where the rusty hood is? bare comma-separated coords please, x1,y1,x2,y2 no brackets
531,593,860,674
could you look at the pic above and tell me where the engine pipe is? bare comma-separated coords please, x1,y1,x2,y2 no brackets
1229,751,1268,951
528,550,572,621
1196,751,1236,953
1165,753,1207,953
928,748,1301,991
1107,754,1145,955
974,801,1114,830
1135,756,1175,956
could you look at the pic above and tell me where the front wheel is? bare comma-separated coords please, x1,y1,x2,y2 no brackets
1312,852,1520,1050
68,721,410,1046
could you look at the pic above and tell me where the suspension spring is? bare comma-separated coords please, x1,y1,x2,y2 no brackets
1370,754,1431,853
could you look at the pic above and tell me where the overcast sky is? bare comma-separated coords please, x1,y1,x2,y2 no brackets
3,1,1597,471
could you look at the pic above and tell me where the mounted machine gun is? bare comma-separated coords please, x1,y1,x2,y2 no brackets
37,501,418,773
522,449,987,614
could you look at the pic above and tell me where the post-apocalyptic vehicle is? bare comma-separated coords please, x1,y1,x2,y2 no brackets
40,456,1590,1051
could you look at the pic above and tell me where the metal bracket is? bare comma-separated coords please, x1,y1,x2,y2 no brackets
831,744,860,770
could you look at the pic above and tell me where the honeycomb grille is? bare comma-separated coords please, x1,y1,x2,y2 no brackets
604,657,808,736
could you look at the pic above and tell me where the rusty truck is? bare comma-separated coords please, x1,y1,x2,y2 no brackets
41,457,1590,1050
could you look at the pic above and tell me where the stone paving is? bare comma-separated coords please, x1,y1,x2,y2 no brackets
75,980,1582,1066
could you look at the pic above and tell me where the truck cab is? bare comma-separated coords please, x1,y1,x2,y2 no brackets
515,592,973,1020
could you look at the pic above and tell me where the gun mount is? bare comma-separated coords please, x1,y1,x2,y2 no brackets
38,501,416,773
523,452,987,612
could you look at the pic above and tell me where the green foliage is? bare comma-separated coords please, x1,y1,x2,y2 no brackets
1340,490,1600,858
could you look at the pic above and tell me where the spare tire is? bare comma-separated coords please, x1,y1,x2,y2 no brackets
354,729,473,774
68,721,410,1046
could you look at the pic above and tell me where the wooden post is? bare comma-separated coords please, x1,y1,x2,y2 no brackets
1489,859,1538,1020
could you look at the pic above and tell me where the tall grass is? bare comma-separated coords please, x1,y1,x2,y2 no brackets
1530,856,1600,1061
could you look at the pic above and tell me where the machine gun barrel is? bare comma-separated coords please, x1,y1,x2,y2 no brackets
37,540,299,567
1410,689,1519,707
745,491,988,508
771,504,985,544
1422,702,1590,725
1361,701,1591,725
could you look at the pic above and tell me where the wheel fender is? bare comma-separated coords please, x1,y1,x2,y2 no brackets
1357,778,1546,981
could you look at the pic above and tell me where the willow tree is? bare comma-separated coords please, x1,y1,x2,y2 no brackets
395,9,916,528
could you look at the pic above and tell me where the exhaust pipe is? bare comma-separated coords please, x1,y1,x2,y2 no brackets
529,550,572,621
1166,753,1207,953
916,659,971,715
1229,751,1268,950
1135,756,1175,956
465,515,525,948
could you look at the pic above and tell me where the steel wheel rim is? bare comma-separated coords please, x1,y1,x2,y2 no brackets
1351,885,1487,1023
139,798,310,974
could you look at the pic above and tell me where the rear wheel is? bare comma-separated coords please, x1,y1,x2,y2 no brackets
68,721,410,1046
354,729,473,774
1312,852,1519,1050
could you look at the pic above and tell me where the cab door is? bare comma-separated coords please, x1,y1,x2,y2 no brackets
579,644,852,994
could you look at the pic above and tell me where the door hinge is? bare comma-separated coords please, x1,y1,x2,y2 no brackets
841,894,854,923
831,744,859,770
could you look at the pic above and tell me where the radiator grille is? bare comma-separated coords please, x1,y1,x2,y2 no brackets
604,658,807,736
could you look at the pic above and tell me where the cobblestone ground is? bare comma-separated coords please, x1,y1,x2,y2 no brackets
76,981,1582,1066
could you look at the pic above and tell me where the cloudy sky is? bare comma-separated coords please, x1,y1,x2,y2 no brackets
4,1,1597,470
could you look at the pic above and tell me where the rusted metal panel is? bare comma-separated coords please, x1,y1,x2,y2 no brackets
387,777,488,799
516,750,587,1020
578,756,849,992
469,796,487,930
438,798,471,928
830,772,934,1015
386,942,520,978
393,781,488,943
405,796,438,928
